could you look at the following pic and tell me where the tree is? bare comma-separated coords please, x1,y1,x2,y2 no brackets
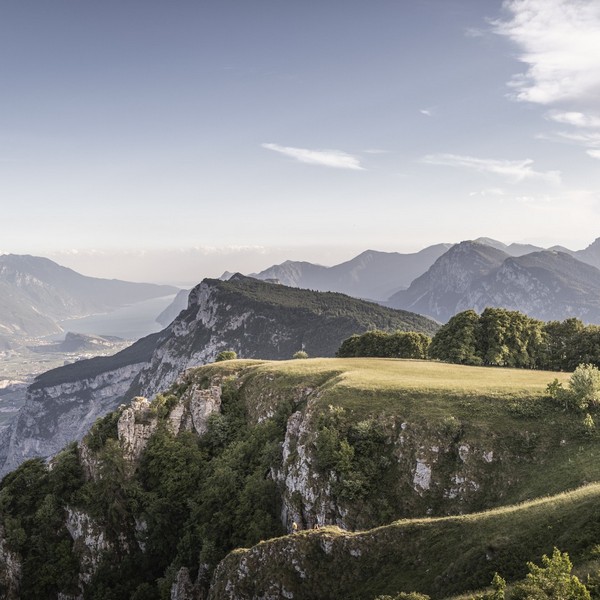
293,351,309,359
569,364,600,410
542,319,586,371
512,548,590,600
215,350,237,362
429,310,482,365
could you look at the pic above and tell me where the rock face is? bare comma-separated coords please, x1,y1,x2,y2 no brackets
276,406,339,531
0,527,21,600
65,507,111,592
169,385,222,437
389,241,600,323
118,397,158,465
0,361,148,476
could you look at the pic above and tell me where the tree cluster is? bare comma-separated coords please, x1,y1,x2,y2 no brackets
336,330,431,360
429,309,600,372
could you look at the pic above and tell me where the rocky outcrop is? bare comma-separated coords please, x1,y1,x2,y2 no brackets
276,407,339,531
0,526,21,600
65,507,110,591
168,384,222,437
171,567,203,600
118,397,158,466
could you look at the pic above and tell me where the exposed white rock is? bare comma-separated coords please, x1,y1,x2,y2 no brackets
0,526,21,600
167,384,222,438
118,397,157,465
413,459,432,492
78,439,101,481
65,507,110,587
458,444,470,462
135,517,148,552
170,567,195,600
189,386,221,436
483,450,494,463
276,401,343,530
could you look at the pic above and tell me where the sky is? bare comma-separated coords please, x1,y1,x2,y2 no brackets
2,0,600,284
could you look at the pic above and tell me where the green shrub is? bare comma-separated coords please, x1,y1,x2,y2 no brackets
215,350,237,362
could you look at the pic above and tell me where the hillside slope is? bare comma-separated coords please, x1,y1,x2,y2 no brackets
212,482,600,600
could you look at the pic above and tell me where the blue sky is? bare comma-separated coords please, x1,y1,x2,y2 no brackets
2,0,600,282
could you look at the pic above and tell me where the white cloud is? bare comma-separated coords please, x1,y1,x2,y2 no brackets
465,27,485,38
262,143,364,170
587,149,600,159
554,130,600,146
547,111,600,127
421,153,561,184
420,109,433,117
363,148,389,154
492,0,600,105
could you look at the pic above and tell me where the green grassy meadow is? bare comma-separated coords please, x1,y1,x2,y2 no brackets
199,358,600,599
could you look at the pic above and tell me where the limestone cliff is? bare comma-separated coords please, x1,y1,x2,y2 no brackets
0,527,20,600
0,361,148,476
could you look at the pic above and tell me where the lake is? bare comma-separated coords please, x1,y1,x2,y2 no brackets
57,294,178,341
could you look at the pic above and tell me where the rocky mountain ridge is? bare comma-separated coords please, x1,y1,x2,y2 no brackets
0,276,437,476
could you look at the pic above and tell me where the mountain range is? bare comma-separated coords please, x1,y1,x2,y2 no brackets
250,243,453,300
242,236,600,325
388,241,600,323
0,254,178,343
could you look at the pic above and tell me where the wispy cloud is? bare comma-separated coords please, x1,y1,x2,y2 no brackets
492,0,600,105
262,143,364,170
588,149,600,160
546,111,600,128
421,153,561,184
419,109,433,117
